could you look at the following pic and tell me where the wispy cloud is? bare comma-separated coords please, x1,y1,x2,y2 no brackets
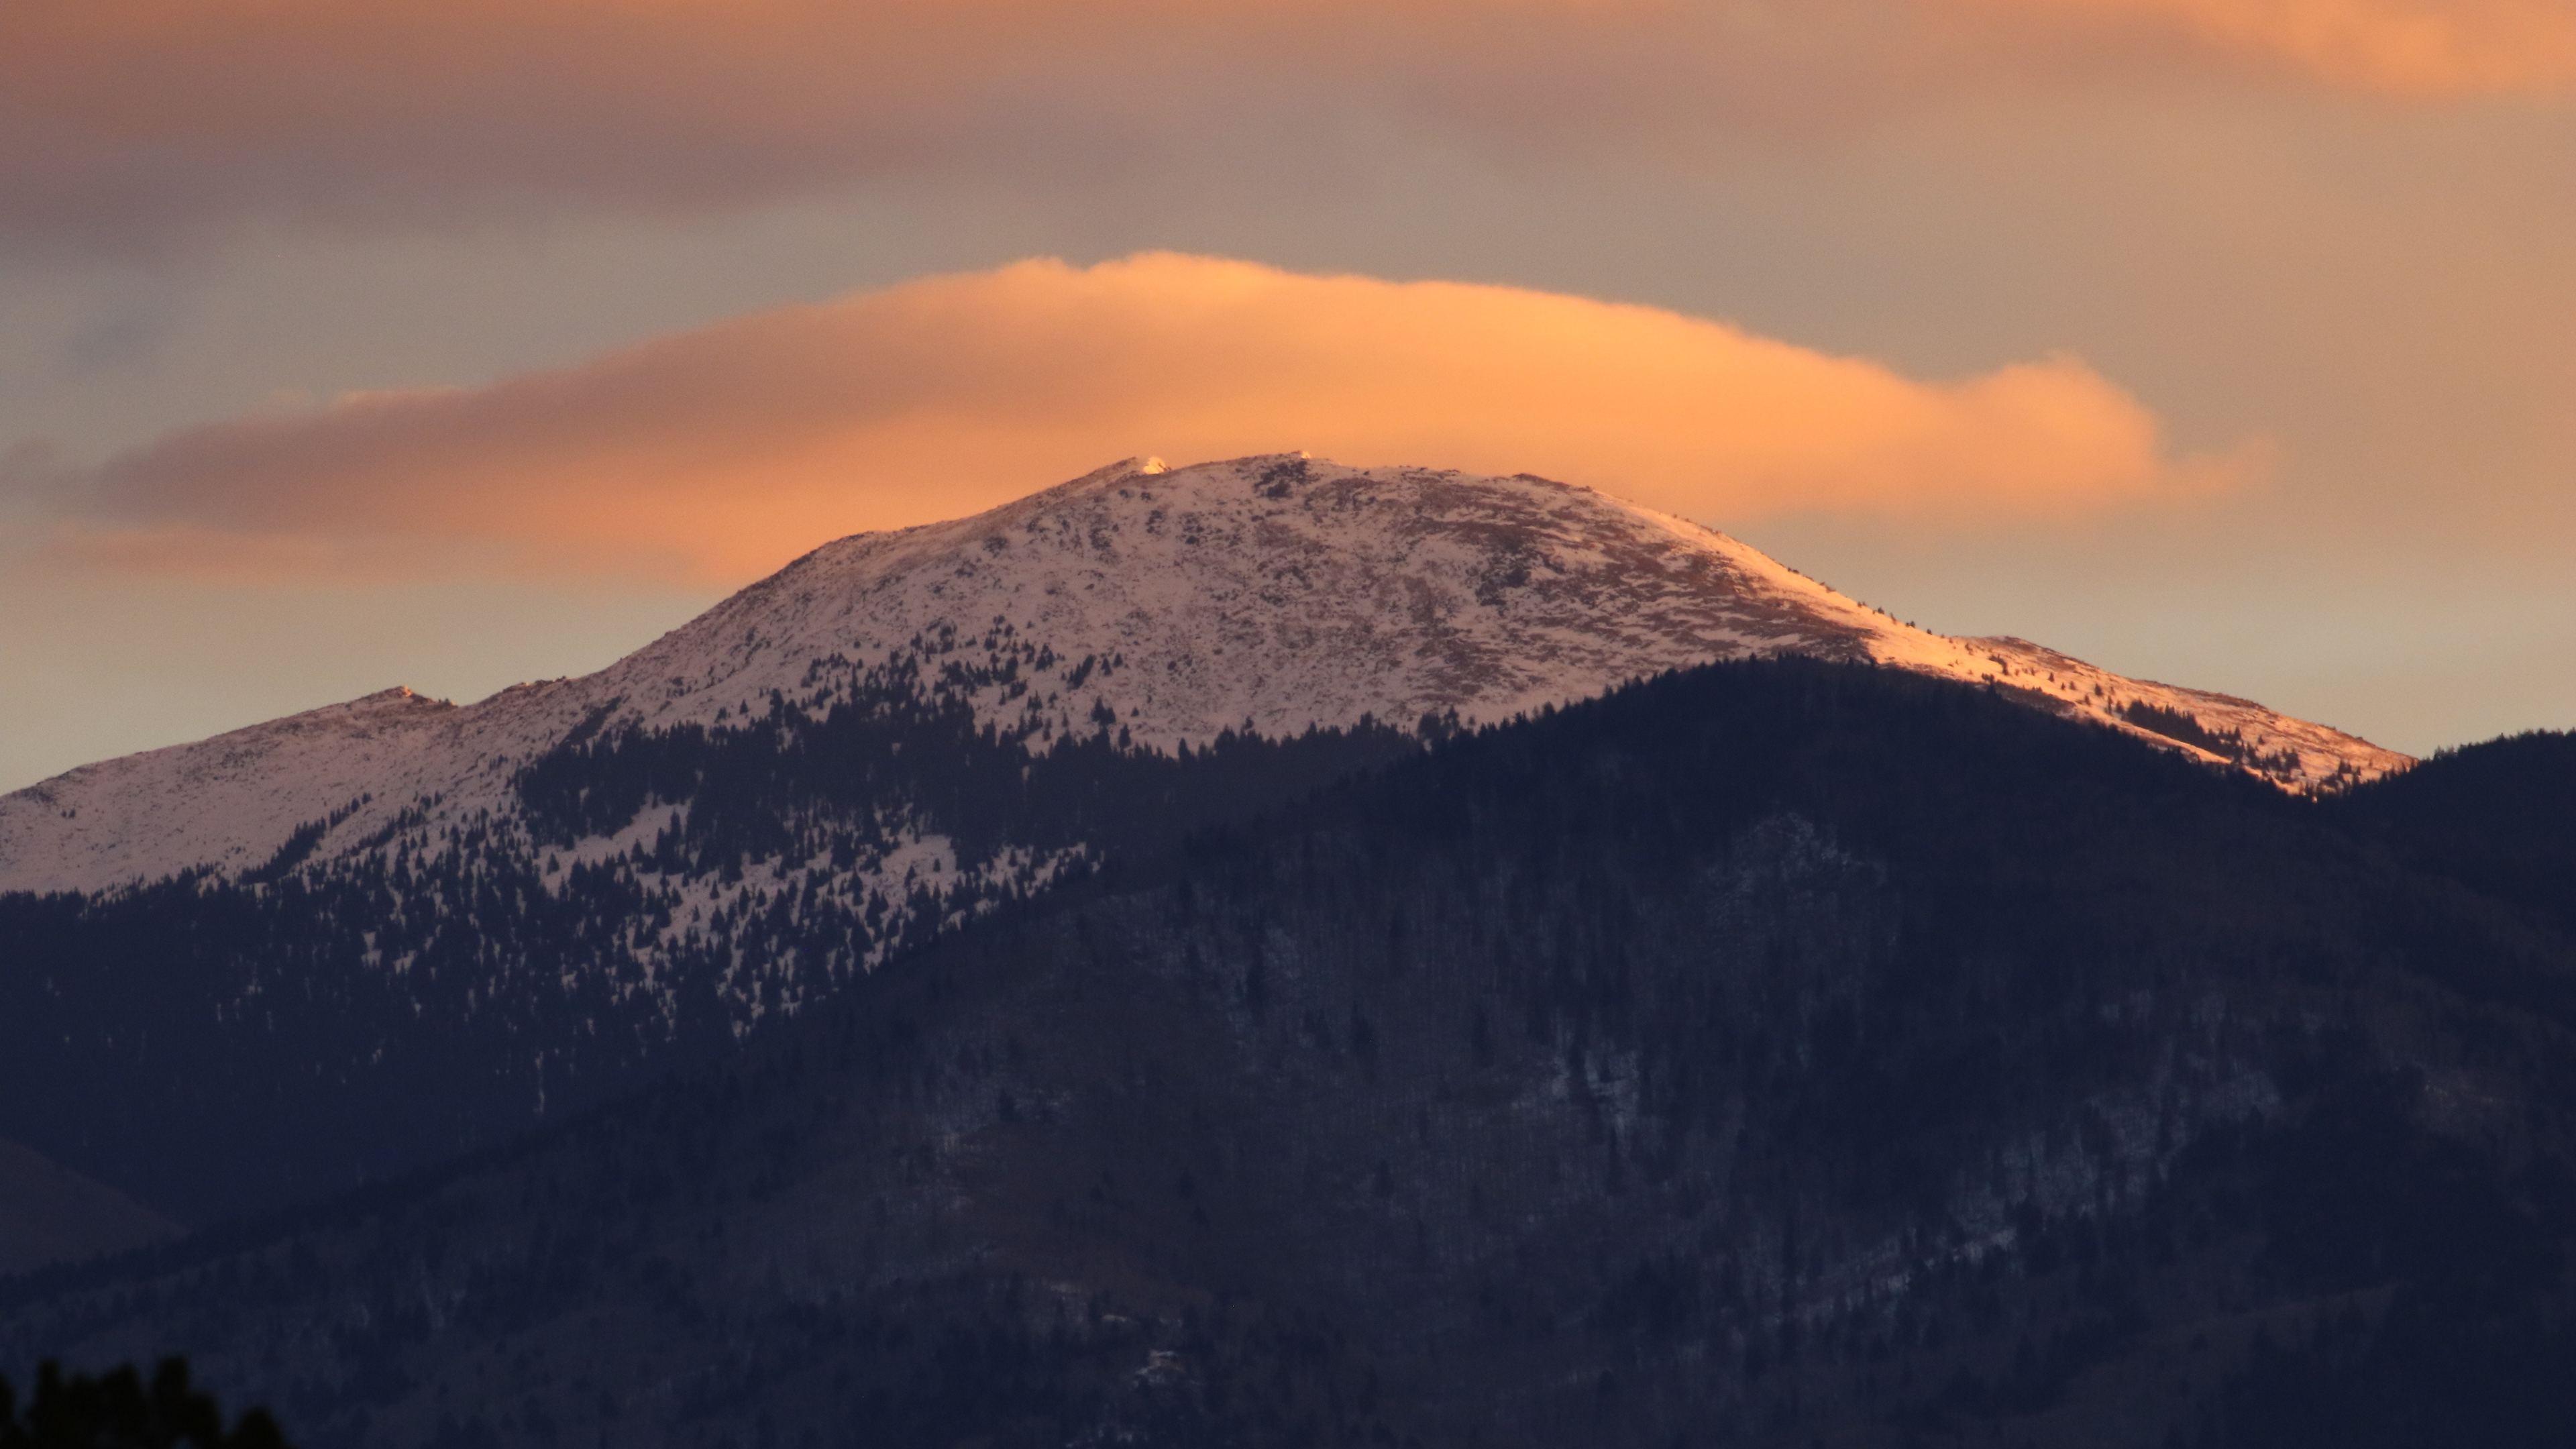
1984,0,2576,95
58,253,2245,584
7,1,2563,246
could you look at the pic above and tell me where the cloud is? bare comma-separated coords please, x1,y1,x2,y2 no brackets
60,253,2238,584
1982,0,2576,95
5,1,2565,247
0,0,1740,244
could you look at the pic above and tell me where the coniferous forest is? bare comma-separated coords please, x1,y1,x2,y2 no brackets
0,665,1427,1224
6,658,2574,1447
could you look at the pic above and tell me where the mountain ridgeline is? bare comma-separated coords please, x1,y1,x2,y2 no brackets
6,661,2573,1449
2330,727,2576,941
0,458,2408,906
0,459,2408,1229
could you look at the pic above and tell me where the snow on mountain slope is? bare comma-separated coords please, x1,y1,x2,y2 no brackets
0,686,461,896
0,455,2408,896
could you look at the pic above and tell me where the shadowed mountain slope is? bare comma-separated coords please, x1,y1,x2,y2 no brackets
7,660,2566,1449
2329,729,2576,940
0,1138,178,1280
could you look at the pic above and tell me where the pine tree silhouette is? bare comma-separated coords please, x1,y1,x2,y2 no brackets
0,1358,288,1449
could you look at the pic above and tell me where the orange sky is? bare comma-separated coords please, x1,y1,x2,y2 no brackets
1,0,2571,786
1994,0,2576,92
7,0,2571,243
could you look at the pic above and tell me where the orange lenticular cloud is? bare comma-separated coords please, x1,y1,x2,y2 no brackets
65,254,2241,585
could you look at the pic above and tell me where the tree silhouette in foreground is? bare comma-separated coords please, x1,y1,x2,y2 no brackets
0,1359,286,1449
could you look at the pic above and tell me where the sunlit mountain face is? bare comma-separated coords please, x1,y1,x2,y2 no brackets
1,455,2400,896
0,456,2410,1220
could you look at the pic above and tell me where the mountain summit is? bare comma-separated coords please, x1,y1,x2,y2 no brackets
0,455,2403,898
0,454,2423,1226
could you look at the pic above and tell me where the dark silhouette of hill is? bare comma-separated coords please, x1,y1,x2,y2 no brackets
2329,728,2576,938
5,659,2571,1448
0,1140,177,1279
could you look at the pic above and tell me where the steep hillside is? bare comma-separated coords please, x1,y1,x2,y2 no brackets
0,459,2411,1227
5,660,2563,1449
0,455,2402,899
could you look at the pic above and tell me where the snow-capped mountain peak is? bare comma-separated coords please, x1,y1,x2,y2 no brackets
0,455,2406,896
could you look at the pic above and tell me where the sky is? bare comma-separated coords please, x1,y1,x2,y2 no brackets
4,0,2573,790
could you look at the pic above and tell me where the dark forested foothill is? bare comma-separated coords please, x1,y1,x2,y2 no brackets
5,659,2573,1448
2328,728,2576,939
